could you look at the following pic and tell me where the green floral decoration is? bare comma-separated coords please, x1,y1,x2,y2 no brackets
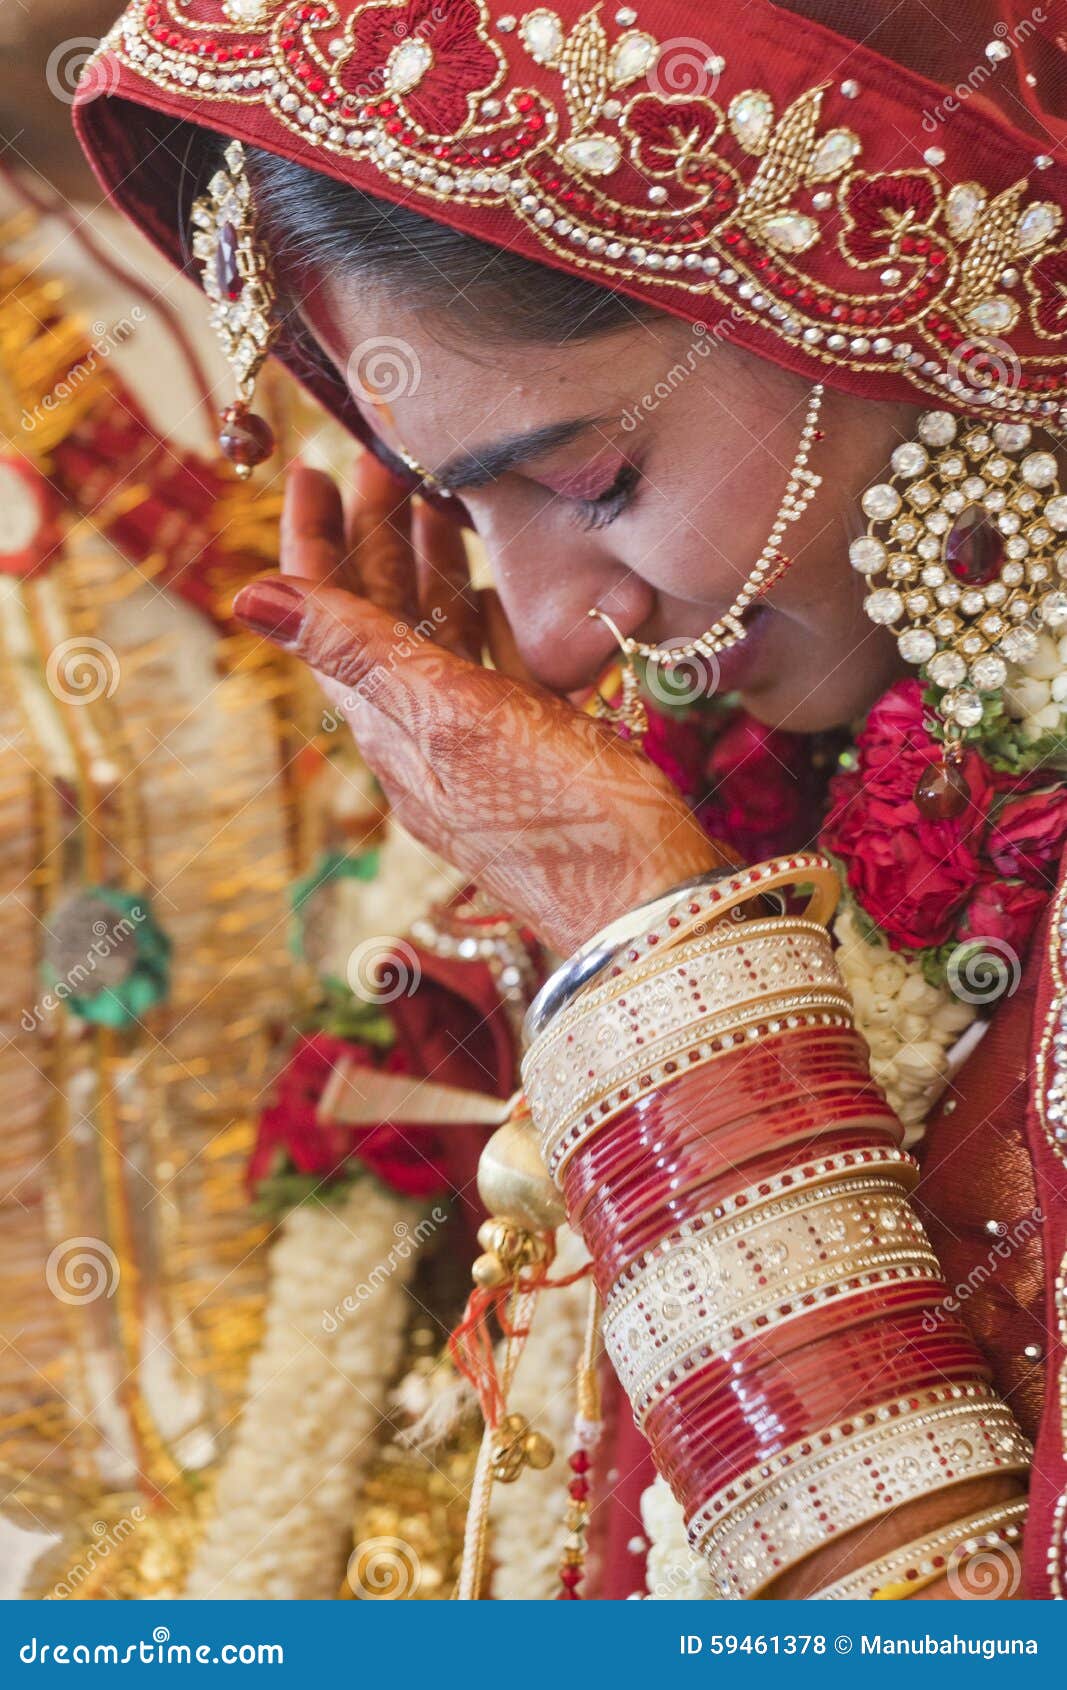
44,887,171,1028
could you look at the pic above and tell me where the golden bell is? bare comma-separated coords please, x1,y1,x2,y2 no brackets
471,1251,508,1290
489,1412,556,1483
477,1110,566,1232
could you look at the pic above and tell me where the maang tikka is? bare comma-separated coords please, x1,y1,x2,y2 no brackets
854,411,1067,817
191,139,279,478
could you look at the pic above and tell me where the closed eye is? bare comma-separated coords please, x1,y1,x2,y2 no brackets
572,461,642,531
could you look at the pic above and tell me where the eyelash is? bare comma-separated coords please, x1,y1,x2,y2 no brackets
573,461,642,531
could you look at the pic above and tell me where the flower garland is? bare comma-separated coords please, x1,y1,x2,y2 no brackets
183,1179,420,1599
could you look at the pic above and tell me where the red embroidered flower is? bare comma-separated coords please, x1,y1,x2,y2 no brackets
1029,245,1067,339
988,787,1067,888
248,1033,451,1200
957,879,1047,954
840,171,939,264
820,680,994,950
624,93,724,180
342,0,503,136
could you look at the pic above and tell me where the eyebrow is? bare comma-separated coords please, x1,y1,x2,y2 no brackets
431,414,611,493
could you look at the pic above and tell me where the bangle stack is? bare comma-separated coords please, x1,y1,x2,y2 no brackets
520,855,1031,1599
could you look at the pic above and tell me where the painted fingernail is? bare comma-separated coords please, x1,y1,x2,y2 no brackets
233,579,306,644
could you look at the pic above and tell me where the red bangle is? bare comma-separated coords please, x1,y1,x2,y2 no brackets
648,1334,987,1500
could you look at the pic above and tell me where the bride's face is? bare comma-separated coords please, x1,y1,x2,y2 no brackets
305,277,921,732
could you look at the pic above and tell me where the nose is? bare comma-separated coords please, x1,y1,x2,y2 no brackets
475,512,656,694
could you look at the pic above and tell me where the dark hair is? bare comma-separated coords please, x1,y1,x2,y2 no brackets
241,143,659,346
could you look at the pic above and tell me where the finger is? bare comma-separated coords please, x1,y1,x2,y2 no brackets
347,450,418,620
232,572,467,740
480,586,534,682
413,499,480,660
280,465,347,587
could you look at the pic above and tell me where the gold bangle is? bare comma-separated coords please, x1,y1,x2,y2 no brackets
602,1180,939,1419
690,1389,1031,1600
537,999,856,1179
814,1499,1028,1600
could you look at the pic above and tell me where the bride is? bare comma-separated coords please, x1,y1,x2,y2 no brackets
76,0,1067,1598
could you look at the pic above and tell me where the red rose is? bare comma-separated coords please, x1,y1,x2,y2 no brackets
957,879,1047,954
697,712,811,862
249,1033,450,1200
987,787,1067,888
642,706,709,802
820,680,994,950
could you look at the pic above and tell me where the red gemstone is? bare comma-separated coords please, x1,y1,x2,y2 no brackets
946,504,1004,585
914,758,971,819
560,1565,583,1588
218,407,275,473
215,221,242,303
569,1449,590,1473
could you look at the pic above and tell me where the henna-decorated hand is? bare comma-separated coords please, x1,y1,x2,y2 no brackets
234,458,727,957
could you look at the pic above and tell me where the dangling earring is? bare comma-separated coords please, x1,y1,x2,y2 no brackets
191,139,279,479
854,411,1067,817
587,610,649,741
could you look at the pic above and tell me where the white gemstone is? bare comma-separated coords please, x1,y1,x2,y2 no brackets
960,590,986,616
1046,496,1067,532
521,8,564,63
929,651,967,687
961,476,987,500
809,128,860,181
1001,626,1038,663
925,512,950,535
763,212,819,252
880,266,902,287
610,31,659,85
992,422,1032,452
862,483,901,520
812,190,833,210
849,536,886,574
1005,535,1030,559
891,441,928,478
936,584,961,606
945,182,986,239
922,564,946,586
729,89,774,152
561,134,622,176
1022,451,1058,488
908,483,937,510
1017,201,1061,251
1043,592,1067,628
865,588,904,624
998,511,1022,534
648,185,668,203
840,78,860,98
615,6,637,22
898,629,936,664
942,455,965,479
917,535,942,560
966,296,1017,334
986,39,1011,61
971,653,1007,691
951,691,984,726
1035,154,1054,169
918,410,956,446
924,146,945,166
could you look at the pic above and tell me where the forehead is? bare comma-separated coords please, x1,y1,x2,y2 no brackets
302,271,706,454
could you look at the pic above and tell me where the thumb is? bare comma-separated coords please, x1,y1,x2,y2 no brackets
232,573,465,733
